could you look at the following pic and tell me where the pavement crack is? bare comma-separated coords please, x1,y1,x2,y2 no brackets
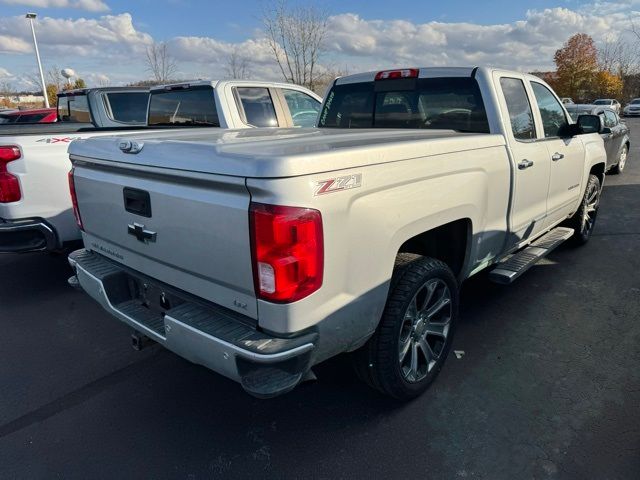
0,351,160,439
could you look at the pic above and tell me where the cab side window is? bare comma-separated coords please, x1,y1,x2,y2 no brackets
282,89,320,127
499,77,536,140
530,82,569,138
236,87,279,127
603,110,617,128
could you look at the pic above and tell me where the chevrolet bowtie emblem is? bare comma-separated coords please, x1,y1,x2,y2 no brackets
127,223,157,243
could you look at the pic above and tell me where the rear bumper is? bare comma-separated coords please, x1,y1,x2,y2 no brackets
0,217,59,253
68,249,317,398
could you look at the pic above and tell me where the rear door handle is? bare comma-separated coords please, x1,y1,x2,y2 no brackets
552,152,564,161
518,159,534,170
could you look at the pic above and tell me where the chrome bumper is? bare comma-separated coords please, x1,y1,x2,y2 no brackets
0,217,59,253
68,249,316,398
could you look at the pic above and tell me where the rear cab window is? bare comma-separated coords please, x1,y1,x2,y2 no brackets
148,86,219,126
318,76,490,133
103,92,149,124
58,93,91,122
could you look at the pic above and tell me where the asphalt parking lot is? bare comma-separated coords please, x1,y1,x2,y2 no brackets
1,119,639,479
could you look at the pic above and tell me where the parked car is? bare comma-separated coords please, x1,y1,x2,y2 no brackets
0,81,321,254
0,108,57,124
622,98,640,117
561,97,574,105
67,66,607,400
565,105,630,174
593,98,621,114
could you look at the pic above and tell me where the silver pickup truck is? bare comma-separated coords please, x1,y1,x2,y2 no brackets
68,67,608,400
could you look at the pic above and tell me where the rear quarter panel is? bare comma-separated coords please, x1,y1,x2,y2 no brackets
247,142,510,361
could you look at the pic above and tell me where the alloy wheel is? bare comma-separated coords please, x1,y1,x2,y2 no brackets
398,278,452,383
581,181,599,236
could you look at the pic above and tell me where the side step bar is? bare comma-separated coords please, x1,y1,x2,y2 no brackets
489,227,574,285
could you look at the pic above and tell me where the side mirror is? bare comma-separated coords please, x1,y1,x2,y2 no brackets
601,127,612,135
577,114,602,134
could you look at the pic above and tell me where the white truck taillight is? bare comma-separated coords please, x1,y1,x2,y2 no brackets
0,145,22,203
68,168,84,230
249,203,323,303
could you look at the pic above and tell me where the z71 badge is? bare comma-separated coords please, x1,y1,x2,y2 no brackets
314,174,362,196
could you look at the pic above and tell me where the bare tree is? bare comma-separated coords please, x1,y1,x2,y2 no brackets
262,0,328,91
47,65,65,90
0,81,15,96
224,47,252,79
311,64,349,95
599,35,638,77
145,42,178,83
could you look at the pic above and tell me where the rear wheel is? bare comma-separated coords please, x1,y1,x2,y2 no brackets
565,174,601,246
610,144,628,175
353,255,458,400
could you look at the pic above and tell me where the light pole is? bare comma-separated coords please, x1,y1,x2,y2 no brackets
25,12,49,108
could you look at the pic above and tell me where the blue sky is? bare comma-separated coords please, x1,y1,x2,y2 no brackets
1,1,583,40
0,0,638,89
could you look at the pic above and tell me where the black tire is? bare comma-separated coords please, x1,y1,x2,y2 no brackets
353,254,459,400
609,144,628,175
565,174,601,246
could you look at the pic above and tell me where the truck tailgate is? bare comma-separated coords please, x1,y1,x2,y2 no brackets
73,161,257,319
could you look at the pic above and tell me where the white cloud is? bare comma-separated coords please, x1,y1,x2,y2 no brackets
0,34,31,53
320,7,640,73
2,2,640,89
0,67,13,79
0,0,109,12
0,13,152,57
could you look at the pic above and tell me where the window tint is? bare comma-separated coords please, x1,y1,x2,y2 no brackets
104,92,149,124
499,78,536,140
282,89,320,127
531,82,569,138
148,87,219,126
15,113,48,123
237,87,278,127
603,110,617,127
319,77,489,132
594,100,612,105
58,94,91,122
0,114,18,124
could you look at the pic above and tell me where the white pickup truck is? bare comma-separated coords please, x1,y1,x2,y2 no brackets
68,67,607,400
0,81,320,253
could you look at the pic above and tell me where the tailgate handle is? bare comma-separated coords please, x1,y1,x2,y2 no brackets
123,187,152,218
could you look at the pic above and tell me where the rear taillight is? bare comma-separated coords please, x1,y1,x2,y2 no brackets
249,203,323,303
68,168,83,230
375,68,419,80
0,145,22,203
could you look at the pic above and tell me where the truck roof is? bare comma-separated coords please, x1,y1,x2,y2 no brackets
149,79,321,93
334,66,543,85
58,86,150,97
